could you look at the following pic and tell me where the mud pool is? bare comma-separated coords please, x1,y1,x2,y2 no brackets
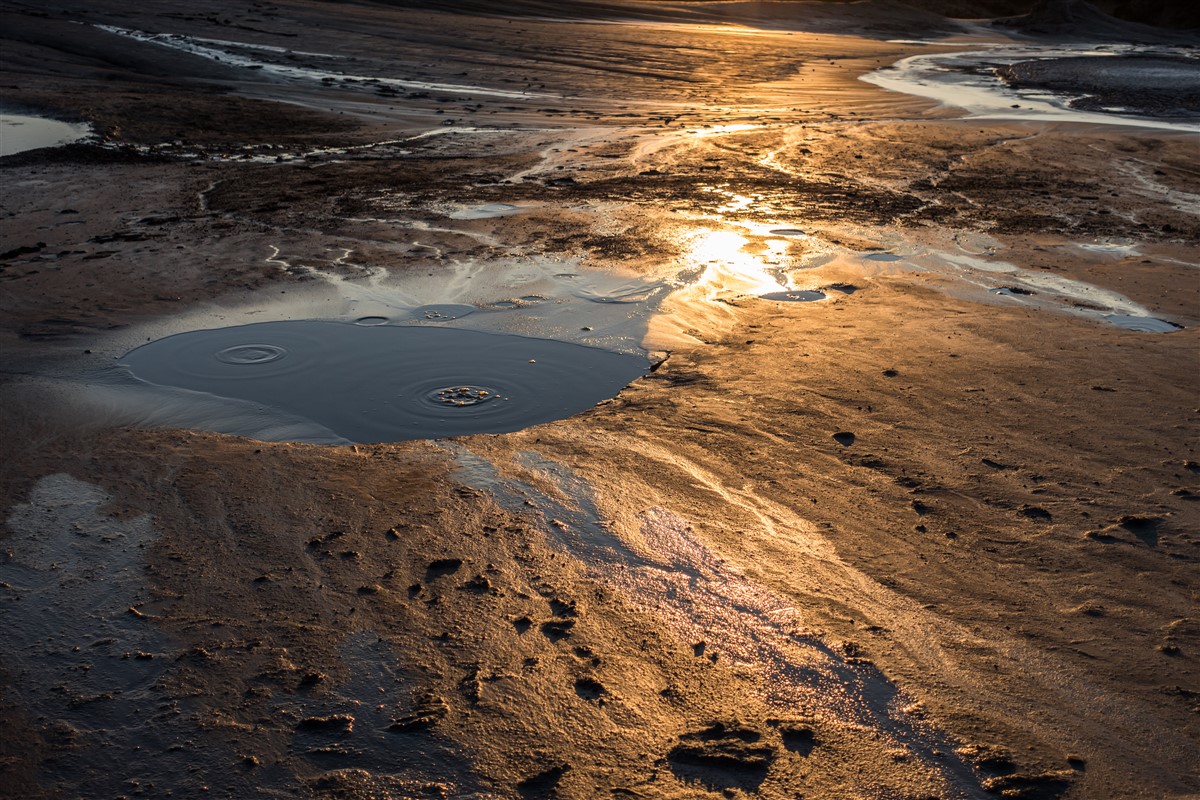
761,289,827,302
861,44,1200,131
0,113,90,156
118,321,649,443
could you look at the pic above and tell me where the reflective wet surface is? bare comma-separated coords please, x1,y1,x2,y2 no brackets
445,445,988,797
861,44,1200,132
0,113,90,156
2,5,1197,798
760,289,827,302
118,321,648,442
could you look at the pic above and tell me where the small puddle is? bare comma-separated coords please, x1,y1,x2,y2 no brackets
1076,241,1140,257
1102,314,1183,333
0,113,90,156
448,203,527,220
117,321,647,443
760,290,826,302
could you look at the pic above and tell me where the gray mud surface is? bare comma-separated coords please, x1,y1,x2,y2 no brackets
119,321,649,442
998,55,1200,115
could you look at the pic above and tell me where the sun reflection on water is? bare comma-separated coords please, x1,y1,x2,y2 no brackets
689,229,789,298
690,123,764,138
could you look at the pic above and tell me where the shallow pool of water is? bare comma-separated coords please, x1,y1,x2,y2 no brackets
118,321,648,443
760,289,826,302
1102,314,1183,333
0,113,90,156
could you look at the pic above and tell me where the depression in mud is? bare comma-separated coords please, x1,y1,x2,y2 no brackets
118,321,649,442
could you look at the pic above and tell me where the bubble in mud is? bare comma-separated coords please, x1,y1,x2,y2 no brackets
412,304,475,321
354,316,390,326
770,228,807,236
760,290,827,302
215,344,287,365
863,252,904,262
427,385,501,407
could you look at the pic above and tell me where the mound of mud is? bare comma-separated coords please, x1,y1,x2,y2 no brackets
997,55,1200,115
994,0,1195,42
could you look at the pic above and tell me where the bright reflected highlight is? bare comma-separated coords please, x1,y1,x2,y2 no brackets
689,230,788,298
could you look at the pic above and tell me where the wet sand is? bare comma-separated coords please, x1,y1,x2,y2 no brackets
1,1,1198,799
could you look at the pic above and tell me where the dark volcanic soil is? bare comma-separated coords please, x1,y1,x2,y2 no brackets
998,55,1200,115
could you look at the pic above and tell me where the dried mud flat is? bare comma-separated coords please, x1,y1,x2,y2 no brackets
1,1,1198,799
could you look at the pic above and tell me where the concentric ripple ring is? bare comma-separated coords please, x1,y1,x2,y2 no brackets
215,344,288,365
